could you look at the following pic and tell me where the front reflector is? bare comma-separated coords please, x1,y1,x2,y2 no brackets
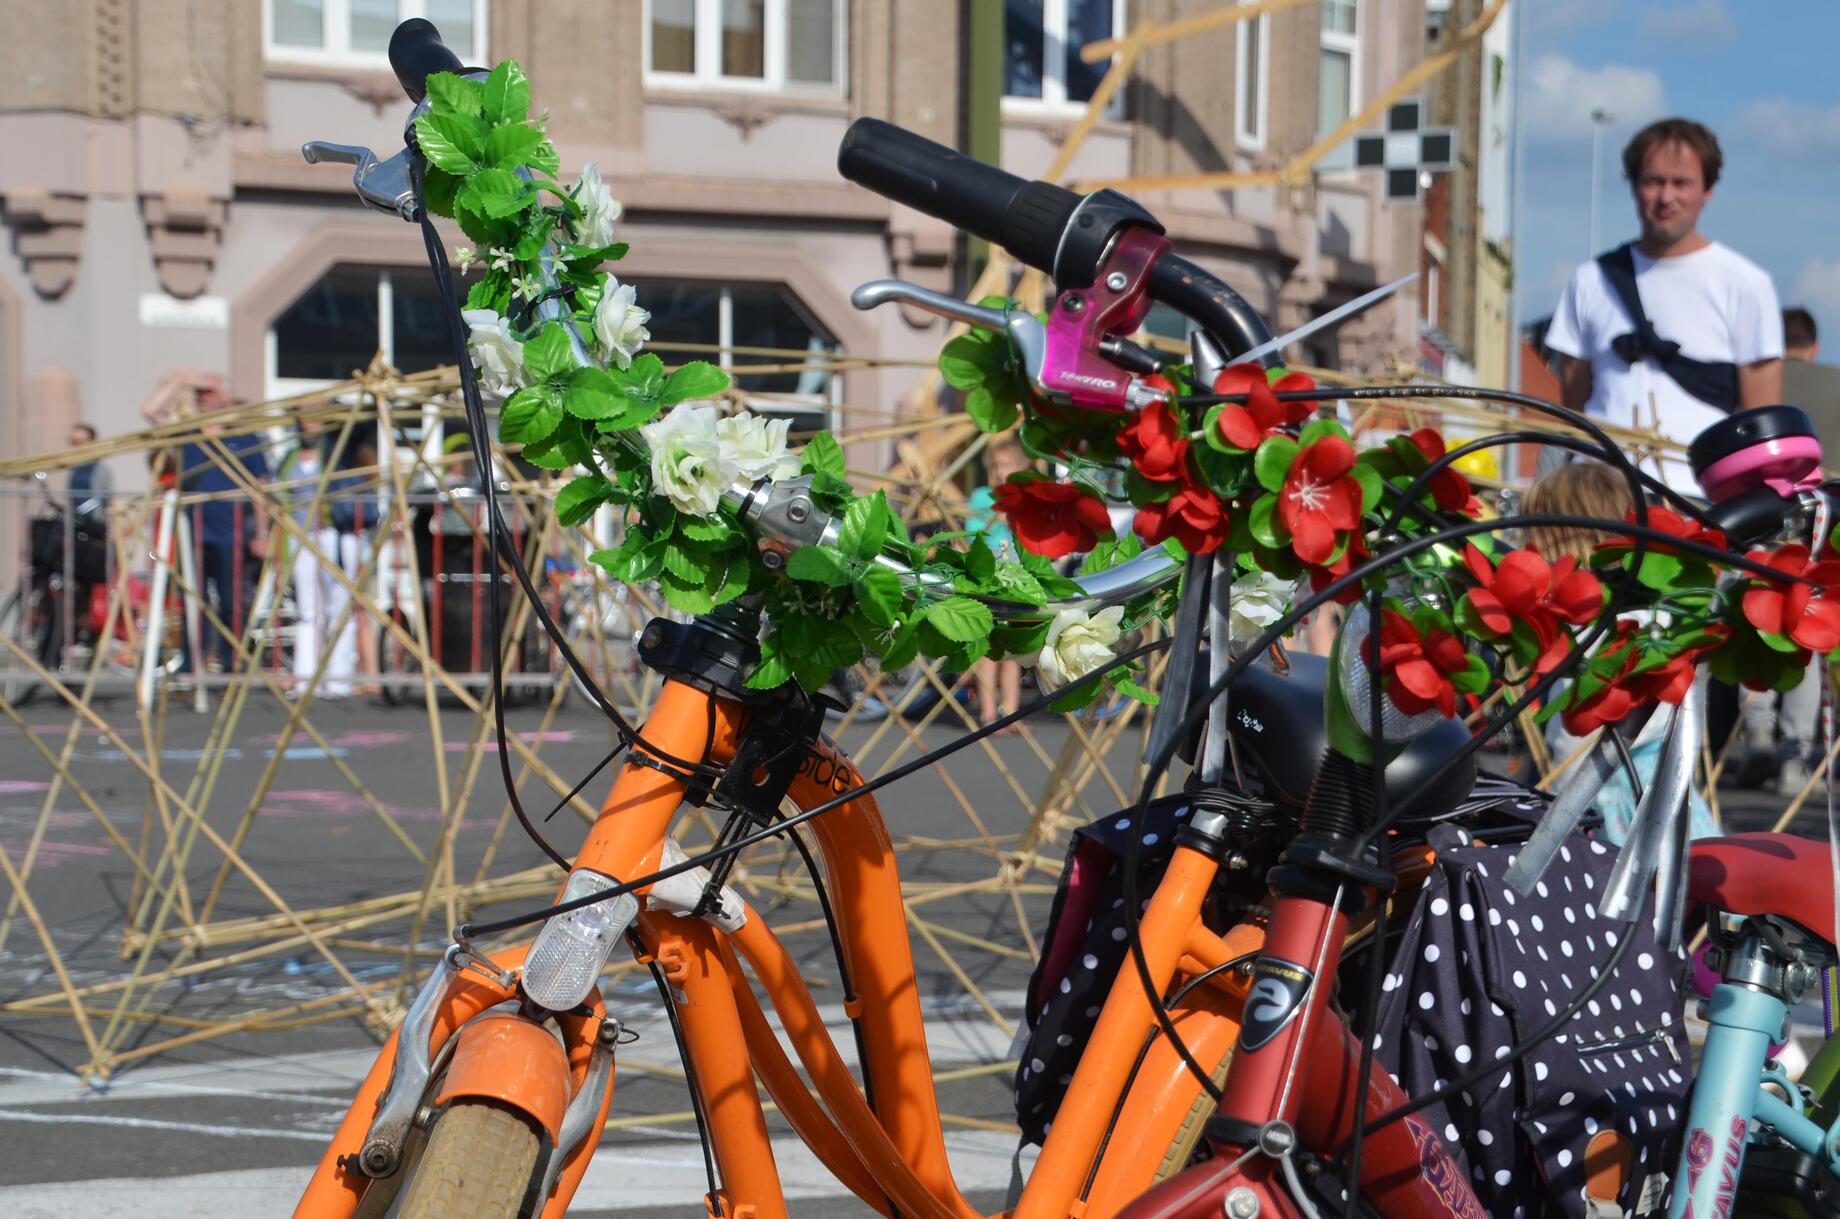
522,869,638,1012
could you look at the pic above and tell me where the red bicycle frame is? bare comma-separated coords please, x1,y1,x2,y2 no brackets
1119,889,1489,1219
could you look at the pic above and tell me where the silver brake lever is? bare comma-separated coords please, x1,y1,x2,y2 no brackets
852,279,1047,392
302,141,420,223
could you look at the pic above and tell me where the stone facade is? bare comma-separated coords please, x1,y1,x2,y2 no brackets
0,0,1428,492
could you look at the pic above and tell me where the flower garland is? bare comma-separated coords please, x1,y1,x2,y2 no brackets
424,60,1167,707
939,316,1840,739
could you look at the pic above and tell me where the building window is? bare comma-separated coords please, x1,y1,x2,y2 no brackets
268,265,479,398
265,0,487,67
1004,0,1127,113
641,280,841,431
1236,12,1269,148
1318,0,1359,135
646,0,844,95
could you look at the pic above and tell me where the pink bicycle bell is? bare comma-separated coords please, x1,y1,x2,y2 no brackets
1688,405,1823,503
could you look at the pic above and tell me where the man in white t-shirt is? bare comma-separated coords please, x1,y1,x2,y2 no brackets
1544,118,1783,490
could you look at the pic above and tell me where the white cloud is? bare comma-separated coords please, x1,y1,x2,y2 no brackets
1791,259,1840,332
1639,0,1735,44
1524,55,1668,146
1730,99,1840,157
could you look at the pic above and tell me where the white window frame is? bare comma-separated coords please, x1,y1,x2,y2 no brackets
263,1,489,69
1236,12,1270,149
643,0,847,98
707,283,843,432
1002,0,1129,118
267,267,418,401
1318,0,1361,135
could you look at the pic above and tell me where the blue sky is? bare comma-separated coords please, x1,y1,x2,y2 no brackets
1514,0,1840,334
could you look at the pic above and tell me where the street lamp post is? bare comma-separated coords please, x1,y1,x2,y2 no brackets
1588,108,1613,257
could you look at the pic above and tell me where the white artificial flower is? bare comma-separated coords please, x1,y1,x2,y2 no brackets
488,248,516,273
461,309,526,395
716,411,801,481
571,161,625,249
1033,606,1125,687
511,274,540,302
1228,569,1298,643
454,246,478,271
593,275,651,370
642,404,739,517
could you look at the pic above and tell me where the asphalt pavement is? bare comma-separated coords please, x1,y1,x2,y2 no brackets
0,692,1822,1216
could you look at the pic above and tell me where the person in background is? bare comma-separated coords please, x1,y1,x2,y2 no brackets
1545,118,1783,491
1782,306,1840,470
64,423,112,514
279,418,358,698
1524,461,1719,843
968,435,1029,733
173,378,272,675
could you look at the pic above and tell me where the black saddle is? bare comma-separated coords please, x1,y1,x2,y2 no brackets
1200,650,1478,826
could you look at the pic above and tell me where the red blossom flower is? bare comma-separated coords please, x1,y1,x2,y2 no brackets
1557,621,1722,735
1405,429,1483,517
1376,609,1470,718
1212,364,1315,450
1135,483,1230,554
1118,399,1192,483
1740,544,1840,653
1279,435,1364,565
1461,544,1605,674
993,480,1112,559
1306,529,1370,605
1596,507,1727,562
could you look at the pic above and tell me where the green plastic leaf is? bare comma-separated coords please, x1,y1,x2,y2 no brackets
523,322,577,385
423,167,463,218
561,367,627,420
660,569,716,614
1115,676,1160,706
1450,654,1490,696
426,71,485,117
993,563,1048,603
1253,437,1298,493
714,552,753,604
964,537,997,585
1248,494,1284,548
963,385,1019,433
522,418,592,470
413,111,486,174
661,539,707,583
527,138,561,179
1200,403,1248,455
1353,463,1384,514
499,385,562,446
482,60,532,125
855,566,904,627
745,638,794,689
555,475,612,526
1759,629,1801,654
678,516,732,544
660,361,729,406
465,269,511,313
567,242,630,268
802,431,845,478
459,166,533,220
787,546,852,587
880,619,923,670
485,122,547,169
924,597,994,643
1634,550,1685,591
838,493,890,562
613,353,666,404
1298,418,1349,448
1048,682,1105,714
938,333,1003,388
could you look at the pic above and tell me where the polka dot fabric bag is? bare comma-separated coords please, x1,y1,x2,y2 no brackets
1373,824,1691,1219
1012,794,1195,1145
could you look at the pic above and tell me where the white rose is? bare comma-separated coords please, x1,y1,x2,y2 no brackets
1033,606,1125,687
717,411,801,481
461,309,525,395
571,161,624,248
1228,569,1297,644
642,404,739,516
593,275,651,370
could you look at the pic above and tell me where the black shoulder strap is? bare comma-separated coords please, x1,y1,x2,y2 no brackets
1595,243,1651,338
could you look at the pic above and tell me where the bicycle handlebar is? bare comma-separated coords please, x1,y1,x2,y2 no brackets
388,18,467,103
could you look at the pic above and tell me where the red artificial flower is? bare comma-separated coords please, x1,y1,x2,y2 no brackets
1741,543,1840,653
1557,621,1721,735
1461,544,1605,674
1306,528,1370,605
1135,483,1231,554
1212,365,1315,450
1405,429,1482,517
1376,609,1470,718
993,480,1112,559
1596,507,1727,562
1118,399,1192,483
1279,435,1364,565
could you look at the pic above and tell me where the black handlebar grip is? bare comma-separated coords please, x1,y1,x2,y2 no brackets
389,19,465,104
838,118,1078,275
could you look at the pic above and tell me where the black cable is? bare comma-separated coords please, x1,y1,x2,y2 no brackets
1606,725,1646,803
643,952,723,1211
455,637,1172,940
542,747,623,822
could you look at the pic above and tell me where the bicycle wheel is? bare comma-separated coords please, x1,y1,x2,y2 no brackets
393,1101,541,1219
0,586,59,707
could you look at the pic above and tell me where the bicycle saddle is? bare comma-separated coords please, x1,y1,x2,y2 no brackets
1688,831,1837,947
1222,651,1477,824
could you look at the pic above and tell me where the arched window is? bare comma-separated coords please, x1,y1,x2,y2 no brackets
267,265,472,399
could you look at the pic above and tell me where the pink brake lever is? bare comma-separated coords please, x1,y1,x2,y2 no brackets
1039,227,1172,413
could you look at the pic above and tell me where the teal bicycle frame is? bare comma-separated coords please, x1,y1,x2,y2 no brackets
1669,916,1838,1218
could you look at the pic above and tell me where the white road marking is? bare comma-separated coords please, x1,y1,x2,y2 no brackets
0,1108,327,1141
0,1131,1035,1215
